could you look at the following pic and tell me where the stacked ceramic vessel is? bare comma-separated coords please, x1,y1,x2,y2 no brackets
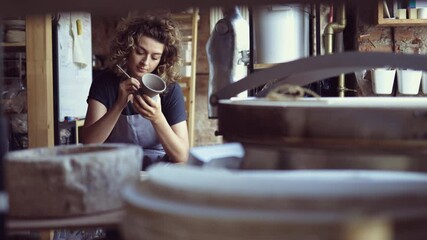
3,19,25,43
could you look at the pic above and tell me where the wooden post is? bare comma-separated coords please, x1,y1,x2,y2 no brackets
26,14,54,148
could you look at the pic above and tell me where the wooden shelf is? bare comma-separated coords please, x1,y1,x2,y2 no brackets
170,12,194,21
377,1,427,26
378,18,427,26
2,15,54,149
182,36,193,42
1,42,25,52
1,42,25,47
254,63,279,70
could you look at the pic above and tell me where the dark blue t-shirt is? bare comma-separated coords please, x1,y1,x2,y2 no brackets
87,69,187,126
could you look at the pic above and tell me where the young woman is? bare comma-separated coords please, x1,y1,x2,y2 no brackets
81,14,189,170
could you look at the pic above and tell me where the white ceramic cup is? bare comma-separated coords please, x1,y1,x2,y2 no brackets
418,8,427,19
371,68,396,95
397,8,407,19
408,8,418,19
397,69,422,95
138,73,166,98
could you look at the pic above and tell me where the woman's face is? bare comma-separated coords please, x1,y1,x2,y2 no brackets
128,36,165,79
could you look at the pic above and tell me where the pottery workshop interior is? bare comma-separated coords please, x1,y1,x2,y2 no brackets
2,0,427,239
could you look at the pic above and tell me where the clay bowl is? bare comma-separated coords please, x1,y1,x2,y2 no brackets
5,143,142,218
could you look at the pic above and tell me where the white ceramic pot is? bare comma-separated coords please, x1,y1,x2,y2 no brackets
121,164,427,240
397,69,422,95
371,68,396,94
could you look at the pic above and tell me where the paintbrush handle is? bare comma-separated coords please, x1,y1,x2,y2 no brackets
116,64,131,79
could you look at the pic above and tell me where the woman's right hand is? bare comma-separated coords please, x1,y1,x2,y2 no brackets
117,77,141,108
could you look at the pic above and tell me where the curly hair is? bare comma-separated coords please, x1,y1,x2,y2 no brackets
110,14,182,84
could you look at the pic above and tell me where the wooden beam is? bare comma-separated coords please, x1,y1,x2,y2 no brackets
26,15,54,148
0,0,330,16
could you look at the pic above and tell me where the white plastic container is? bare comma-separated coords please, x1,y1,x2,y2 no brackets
421,71,427,94
252,4,309,64
371,68,396,94
397,69,422,95
418,7,427,19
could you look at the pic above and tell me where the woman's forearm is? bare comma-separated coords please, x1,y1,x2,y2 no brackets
81,104,124,144
151,115,189,163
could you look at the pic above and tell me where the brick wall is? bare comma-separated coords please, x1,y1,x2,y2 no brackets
357,5,427,54
355,3,427,96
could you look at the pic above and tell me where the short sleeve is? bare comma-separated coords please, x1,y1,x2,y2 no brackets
161,82,187,126
87,70,119,110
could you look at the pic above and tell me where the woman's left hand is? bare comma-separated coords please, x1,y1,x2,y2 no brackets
133,94,163,122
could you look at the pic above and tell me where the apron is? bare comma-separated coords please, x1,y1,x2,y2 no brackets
107,114,169,170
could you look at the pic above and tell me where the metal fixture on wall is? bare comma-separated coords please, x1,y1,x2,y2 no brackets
324,3,346,97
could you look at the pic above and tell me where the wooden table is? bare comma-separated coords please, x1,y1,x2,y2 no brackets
7,210,124,240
